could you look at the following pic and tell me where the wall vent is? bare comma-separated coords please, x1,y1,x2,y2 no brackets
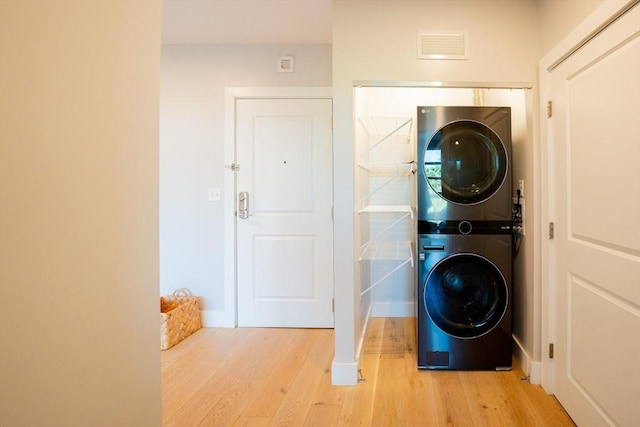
417,32,468,60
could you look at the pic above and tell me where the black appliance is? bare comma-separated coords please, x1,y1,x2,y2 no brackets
416,106,513,371
417,233,512,370
417,106,512,223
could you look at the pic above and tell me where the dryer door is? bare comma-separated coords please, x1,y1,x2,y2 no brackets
424,120,507,204
424,253,507,338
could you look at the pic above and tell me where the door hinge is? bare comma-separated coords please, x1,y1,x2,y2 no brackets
332,298,335,313
548,222,555,239
547,100,553,118
549,343,555,359
225,163,240,172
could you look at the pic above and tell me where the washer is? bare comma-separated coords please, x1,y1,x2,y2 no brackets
417,106,512,225
417,233,512,370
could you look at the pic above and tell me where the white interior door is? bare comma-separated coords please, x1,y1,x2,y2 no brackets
236,98,334,328
549,4,640,426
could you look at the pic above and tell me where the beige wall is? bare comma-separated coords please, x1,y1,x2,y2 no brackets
0,2,162,425
538,0,605,54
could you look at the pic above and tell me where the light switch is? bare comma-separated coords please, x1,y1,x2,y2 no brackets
208,187,221,201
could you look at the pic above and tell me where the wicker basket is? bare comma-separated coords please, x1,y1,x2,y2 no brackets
160,288,202,350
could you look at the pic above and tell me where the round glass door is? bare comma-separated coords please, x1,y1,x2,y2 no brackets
424,253,507,338
423,120,507,204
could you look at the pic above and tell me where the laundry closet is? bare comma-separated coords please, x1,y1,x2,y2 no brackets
354,85,529,368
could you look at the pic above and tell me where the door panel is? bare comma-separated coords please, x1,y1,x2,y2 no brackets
253,236,315,298
236,98,333,328
567,34,640,252
550,4,640,426
254,116,315,213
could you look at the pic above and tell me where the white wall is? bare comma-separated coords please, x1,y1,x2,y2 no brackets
538,0,605,54
160,44,331,325
0,2,162,425
332,0,541,384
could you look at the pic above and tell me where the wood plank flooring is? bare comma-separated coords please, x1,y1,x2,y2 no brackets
161,318,575,426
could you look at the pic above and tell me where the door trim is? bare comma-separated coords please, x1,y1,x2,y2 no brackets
221,87,333,327
538,0,638,392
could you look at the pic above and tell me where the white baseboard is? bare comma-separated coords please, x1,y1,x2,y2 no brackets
331,304,372,386
331,360,359,386
200,310,234,328
529,360,542,385
371,301,416,318
513,335,541,384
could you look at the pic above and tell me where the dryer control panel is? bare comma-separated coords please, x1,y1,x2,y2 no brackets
418,219,512,235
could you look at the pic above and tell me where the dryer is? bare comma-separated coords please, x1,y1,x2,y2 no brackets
417,233,512,370
417,106,512,226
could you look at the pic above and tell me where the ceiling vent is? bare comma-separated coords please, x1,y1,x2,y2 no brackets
417,32,468,60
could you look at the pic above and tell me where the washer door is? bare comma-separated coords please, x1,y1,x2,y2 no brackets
424,253,507,338
424,120,507,204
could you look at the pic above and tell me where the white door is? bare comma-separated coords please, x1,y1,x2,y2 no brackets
549,4,640,426
235,98,334,328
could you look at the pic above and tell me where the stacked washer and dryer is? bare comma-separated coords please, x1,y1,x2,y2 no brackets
417,106,513,370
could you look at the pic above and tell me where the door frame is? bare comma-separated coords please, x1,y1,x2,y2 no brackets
538,0,638,392
222,87,333,327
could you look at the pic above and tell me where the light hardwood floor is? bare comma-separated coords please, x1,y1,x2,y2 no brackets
161,317,575,426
